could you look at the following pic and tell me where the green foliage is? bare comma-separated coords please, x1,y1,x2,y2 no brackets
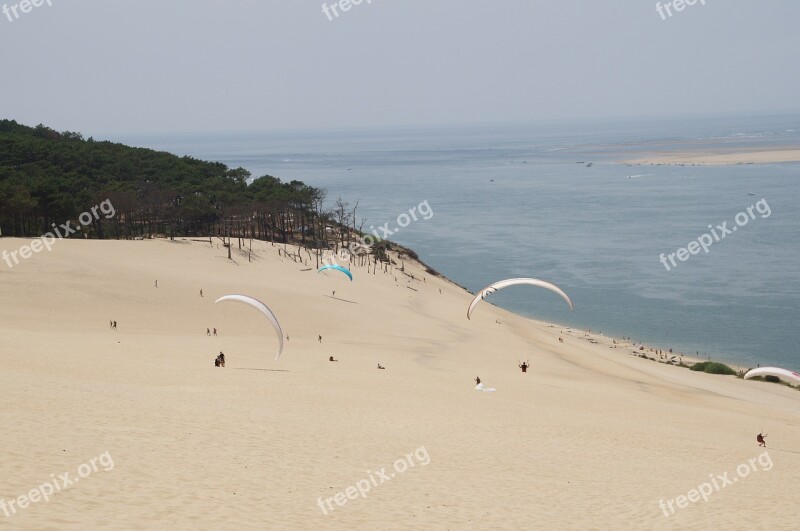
0,119,326,242
690,361,737,375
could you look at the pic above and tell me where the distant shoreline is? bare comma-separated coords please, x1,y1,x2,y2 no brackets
619,146,800,166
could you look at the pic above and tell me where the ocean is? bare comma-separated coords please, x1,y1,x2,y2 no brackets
113,114,800,369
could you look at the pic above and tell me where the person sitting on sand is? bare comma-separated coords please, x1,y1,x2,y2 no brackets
329,356,338,362
377,363,385,370
757,433,767,447
215,357,221,367
519,361,529,373
218,352,225,367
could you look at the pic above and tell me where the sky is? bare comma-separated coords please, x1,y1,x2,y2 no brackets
0,0,798,136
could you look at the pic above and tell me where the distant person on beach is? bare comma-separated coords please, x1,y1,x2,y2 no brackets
207,328,211,336
215,357,221,367
329,356,338,362
377,363,385,370
113,321,117,330
757,433,767,447
332,290,335,298
213,328,217,336
318,335,322,343
558,337,564,343
200,289,203,297
218,352,225,367
286,334,289,341
155,280,158,288
519,361,529,373
475,376,481,385
109,320,113,329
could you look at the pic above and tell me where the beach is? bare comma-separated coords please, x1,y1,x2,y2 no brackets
621,147,800,166
1,238,799,529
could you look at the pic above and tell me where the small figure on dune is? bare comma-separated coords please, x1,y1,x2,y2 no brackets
113,321,117,330
155,280,158,288
329,356,338,362
519,361,529,373
109,320,113,329
558,337,564,343
286,334,290,341
332,290,336,298
318,335,322,343
206,328,211,336
215,352,226,367
475,376,481,385
377,363,385,370
200,289,203,297
757,433,767,447
213,328,218,336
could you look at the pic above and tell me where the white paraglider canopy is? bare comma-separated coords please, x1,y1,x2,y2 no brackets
467,278,574,320
744,367,800,385
215,295,285,360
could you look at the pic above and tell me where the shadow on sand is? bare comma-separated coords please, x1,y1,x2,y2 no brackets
765,447,800,455
232,368,290,372
323,295,358,304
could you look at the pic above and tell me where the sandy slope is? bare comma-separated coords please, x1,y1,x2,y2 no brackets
1,238,798,530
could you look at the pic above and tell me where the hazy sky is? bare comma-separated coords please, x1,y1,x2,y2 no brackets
1,0,798,136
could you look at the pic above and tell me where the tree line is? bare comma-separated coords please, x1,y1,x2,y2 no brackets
0,119,365,255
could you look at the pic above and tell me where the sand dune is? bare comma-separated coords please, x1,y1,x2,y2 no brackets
1,238,798,529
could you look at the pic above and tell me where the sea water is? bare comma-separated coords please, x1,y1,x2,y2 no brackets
115,115,800,368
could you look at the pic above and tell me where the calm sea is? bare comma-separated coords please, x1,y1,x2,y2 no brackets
113,115,800,368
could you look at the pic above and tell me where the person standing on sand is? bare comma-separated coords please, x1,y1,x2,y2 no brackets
200,289,203,297
757,433,767,447
475,376,481,385
519,361,529,373
318,335,322,343
207,328,210,336
113,321,117,330
109,320,113,329
155,280,158,288
332,290,335,298
213,328,217,336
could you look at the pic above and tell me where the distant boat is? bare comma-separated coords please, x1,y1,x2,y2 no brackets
490,179,495,182
748,193,756,196
586,162,593,167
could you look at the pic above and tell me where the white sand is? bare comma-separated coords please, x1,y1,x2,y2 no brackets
1,238,798,529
